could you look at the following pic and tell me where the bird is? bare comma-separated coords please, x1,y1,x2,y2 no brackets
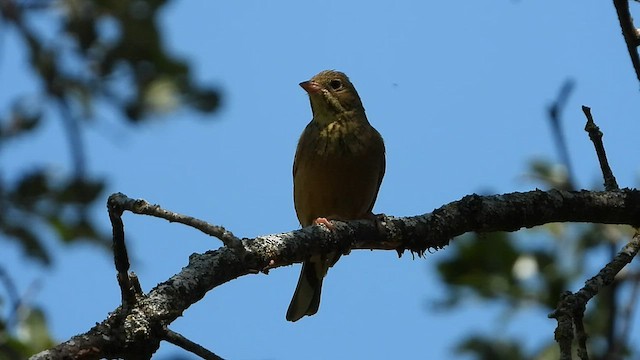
287,70,386,322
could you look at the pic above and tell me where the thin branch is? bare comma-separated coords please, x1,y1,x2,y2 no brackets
552,109,626,359
582,106,622,358
107,192,243,250
550,232,640,359
613,0,640,84
582,106,619,191
163,328,224,360
553,291,575,360
574,307,589,360
107,194,135,305
615,0,640,72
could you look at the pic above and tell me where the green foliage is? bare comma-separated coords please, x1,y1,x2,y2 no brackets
456,336,527,360
456,335,560,360
1,170,108,264
0,307,56,359
437,232,522,304
1,0,222,263
434,159,638,359
0,0,222,356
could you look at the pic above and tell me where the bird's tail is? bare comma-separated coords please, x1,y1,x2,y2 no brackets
286,253,340,322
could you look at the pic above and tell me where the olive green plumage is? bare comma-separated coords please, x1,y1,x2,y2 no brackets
287,70,385,322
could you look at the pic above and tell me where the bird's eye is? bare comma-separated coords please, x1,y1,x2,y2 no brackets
329,79,343,90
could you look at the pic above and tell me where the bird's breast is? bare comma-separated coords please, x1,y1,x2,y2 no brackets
293,120,385,226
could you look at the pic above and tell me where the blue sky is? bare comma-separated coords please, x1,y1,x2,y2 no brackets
2,1,640,359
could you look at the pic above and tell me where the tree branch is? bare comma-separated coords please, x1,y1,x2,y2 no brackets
108,192,242,249
613,0,640,84
550,232,640,360
32,189,640,359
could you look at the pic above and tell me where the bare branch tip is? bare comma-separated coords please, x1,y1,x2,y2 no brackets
163,328,224,360
582,105,595,129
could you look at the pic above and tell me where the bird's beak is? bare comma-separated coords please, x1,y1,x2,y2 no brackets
300,81,322,94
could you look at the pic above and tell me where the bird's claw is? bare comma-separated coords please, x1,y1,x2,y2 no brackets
313,217,335,230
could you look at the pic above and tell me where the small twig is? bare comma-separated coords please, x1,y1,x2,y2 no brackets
552,291,575,360
129,272,143,295
107,194,136,305
573,307,589,360
582,106,619,191
613,0,640,84
107,192,243,250
548,79,576,189
550,232,640,359
163,328,224,360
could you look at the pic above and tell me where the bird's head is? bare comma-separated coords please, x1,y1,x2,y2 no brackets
300,70,365,126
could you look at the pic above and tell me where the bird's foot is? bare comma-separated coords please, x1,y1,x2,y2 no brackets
313,217,335,230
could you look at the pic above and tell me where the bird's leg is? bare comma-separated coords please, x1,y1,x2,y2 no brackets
313,217,335,230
